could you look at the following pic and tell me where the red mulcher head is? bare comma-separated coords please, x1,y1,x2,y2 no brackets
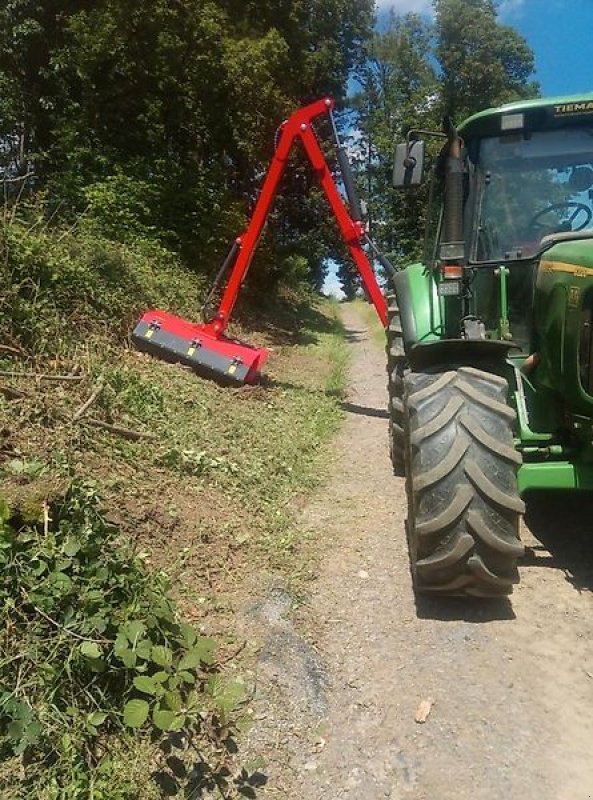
132,309,268,385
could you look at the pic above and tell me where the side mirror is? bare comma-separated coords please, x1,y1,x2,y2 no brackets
393,140,425,189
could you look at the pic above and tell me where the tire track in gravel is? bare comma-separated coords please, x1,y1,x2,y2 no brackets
242,302,593,800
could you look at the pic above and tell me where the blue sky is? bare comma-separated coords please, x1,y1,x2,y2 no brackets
493,0,593,96
324,0,593,296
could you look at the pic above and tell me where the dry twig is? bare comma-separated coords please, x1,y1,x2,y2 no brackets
21,589,112,645
0,344,25,356
0,370,84,383
42,501,50,537
72,380,104,421
2,171,34,184
2,375,151,442
83,419,155,441
218,640,247,667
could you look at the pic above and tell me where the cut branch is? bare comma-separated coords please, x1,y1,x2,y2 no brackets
83,419,155,441
0,371,85,383
1,171,35,184
0,344,25,356
72,380,104,421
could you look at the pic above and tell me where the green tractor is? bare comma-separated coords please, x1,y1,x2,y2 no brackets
388,92,593,598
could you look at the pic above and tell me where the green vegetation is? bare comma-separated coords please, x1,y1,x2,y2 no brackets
1,0,539,299
0,484,249,799
1,212,206,360
0,199,348,795
0,0,374,291
0,0,540,790
0,7,357,785
435,0,537,121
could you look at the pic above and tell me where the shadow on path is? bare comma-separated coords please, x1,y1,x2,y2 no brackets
523,490,593,593
341,401,389,419
415,594,516,623
342,326,367,344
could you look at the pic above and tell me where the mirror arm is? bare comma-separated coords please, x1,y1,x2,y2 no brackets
406,129,447,153
402,129,448,169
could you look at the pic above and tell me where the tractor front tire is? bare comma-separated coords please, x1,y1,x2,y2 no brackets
386,293,406,476
404,367,525,597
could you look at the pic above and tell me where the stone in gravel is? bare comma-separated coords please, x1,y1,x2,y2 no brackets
415,697,434,724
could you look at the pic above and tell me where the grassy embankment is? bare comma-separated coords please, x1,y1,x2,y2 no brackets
0,216,349,798
350,297,387,347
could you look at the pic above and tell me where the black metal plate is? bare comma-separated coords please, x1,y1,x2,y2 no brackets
132,321,250,384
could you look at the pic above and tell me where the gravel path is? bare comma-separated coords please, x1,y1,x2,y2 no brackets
242,303,593,800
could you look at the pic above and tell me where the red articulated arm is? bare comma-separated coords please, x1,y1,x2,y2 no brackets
208,97,388,336
132,97,389,385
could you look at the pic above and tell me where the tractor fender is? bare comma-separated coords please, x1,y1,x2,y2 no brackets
408,339,519,372
392,262,441,351
393,263,518,373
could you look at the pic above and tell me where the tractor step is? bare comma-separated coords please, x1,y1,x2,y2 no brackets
132,309,268,385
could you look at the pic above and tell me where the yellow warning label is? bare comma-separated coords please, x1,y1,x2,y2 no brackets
228,364,237,375
540,260,593,278
145,329,154,339
187,347,195,357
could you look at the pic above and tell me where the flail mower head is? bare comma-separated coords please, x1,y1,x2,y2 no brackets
131,309,268,385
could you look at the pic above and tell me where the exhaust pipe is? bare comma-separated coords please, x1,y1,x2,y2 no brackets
442,115,464,246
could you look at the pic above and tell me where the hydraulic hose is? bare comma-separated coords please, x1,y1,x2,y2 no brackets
336,145,364,222
201,239,240,322
365,235,397,280
329,108,364,222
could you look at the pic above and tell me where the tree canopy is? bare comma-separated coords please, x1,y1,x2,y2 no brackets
436,0,537,121
0,0,373,288
0,0,539,300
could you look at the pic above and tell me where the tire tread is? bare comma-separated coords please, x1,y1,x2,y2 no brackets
404,367,524,597
386,292,406,476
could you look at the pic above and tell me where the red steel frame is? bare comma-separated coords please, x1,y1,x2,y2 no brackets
207,97,388,336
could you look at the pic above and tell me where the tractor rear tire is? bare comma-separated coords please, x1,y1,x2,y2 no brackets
404,367,525,597
386,293,406,476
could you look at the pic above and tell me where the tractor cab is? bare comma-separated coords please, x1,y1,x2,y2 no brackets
460,107,593,355
469,126,593,263
395,93,593,357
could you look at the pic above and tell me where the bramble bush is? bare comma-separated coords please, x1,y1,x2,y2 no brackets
0,482,246,797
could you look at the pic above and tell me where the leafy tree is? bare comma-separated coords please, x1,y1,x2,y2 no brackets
435,0,538,120
351,11,438,280
337,259,361,299
0,0,374,291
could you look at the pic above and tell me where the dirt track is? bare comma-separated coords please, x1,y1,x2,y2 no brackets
242,303,593,800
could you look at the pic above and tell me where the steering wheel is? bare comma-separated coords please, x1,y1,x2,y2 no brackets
527,201,592,235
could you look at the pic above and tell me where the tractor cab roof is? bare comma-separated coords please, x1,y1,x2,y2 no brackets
458,91,593,139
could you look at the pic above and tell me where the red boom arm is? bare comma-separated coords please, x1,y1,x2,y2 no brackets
208,97,388,335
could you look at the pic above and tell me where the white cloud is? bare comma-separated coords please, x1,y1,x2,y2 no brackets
498,0,526,17
375,0,433,13
376,0,527,18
